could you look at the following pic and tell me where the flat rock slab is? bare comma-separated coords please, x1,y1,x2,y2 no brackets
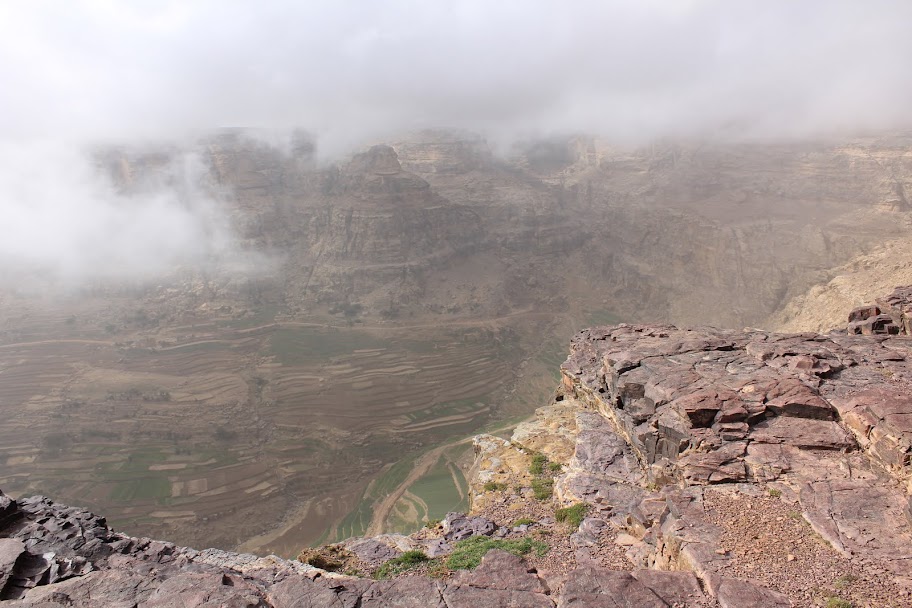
361,577,447,608
443,551,554,607
344,537,405,567
800,479,912,575
749,416,854,450
571,411,644,484
0,538,25,595
630,570,706,606
715,576,790,608
555,568,680,607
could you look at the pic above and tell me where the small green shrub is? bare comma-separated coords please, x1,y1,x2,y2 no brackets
375,550,429,578
425,518,441,529
825,597,852,608
768,488,782,498
483,481,507,492
513,517,536,527
529,453,548,475
446,536,549,570
427,559,448,578
531,478,553,501
555,503,588,528
548,461,563,472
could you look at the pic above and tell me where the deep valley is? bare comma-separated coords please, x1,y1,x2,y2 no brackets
2,129,911,556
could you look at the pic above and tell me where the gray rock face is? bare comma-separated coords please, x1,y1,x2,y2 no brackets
342,536,405,567
441,512,496,542
714,576,791,608
556,568,671,607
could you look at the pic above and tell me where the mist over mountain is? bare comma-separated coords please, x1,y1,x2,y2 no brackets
4,5,912,601
2,1,912,282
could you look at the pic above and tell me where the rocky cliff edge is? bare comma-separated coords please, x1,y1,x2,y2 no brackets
5,290,912,606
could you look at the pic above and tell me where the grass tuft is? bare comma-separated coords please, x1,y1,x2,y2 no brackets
297,545,352,572
531,478,553,501
833,575,858,590
825,597,852,608
555,503,588,528
483,481,508,492
446,536,549,570
529,453,548,475
375,550,429,579
513,517,536,527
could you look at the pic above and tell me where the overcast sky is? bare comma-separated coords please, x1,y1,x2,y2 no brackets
3,0,912,148
1,0,911,283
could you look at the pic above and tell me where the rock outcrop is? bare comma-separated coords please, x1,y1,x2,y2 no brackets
0,489,753,606
847,285,912,335
551,306,912,603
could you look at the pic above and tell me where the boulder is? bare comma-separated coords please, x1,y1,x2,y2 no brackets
441,513,496,542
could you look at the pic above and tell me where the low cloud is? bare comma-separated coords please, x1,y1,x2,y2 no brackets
1,0,911,282
0,141,257,286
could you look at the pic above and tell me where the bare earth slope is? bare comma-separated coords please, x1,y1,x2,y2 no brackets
773,236,912,333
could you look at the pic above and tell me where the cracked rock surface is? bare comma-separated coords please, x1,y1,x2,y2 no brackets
555,314,912,605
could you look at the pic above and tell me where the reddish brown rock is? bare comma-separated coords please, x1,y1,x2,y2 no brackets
555,568,668,607
831,387,912,478
714,576,790,608
848,286,912,335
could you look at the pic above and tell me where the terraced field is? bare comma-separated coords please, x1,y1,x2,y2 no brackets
383,446,471,535
0,294,571,555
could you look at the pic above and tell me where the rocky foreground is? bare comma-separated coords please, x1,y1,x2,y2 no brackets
5,291,912,606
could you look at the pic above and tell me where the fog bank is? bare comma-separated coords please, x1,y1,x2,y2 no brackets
2,0,911,282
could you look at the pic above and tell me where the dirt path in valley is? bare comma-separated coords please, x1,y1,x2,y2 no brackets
364,444,453,537
364,418,521,537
